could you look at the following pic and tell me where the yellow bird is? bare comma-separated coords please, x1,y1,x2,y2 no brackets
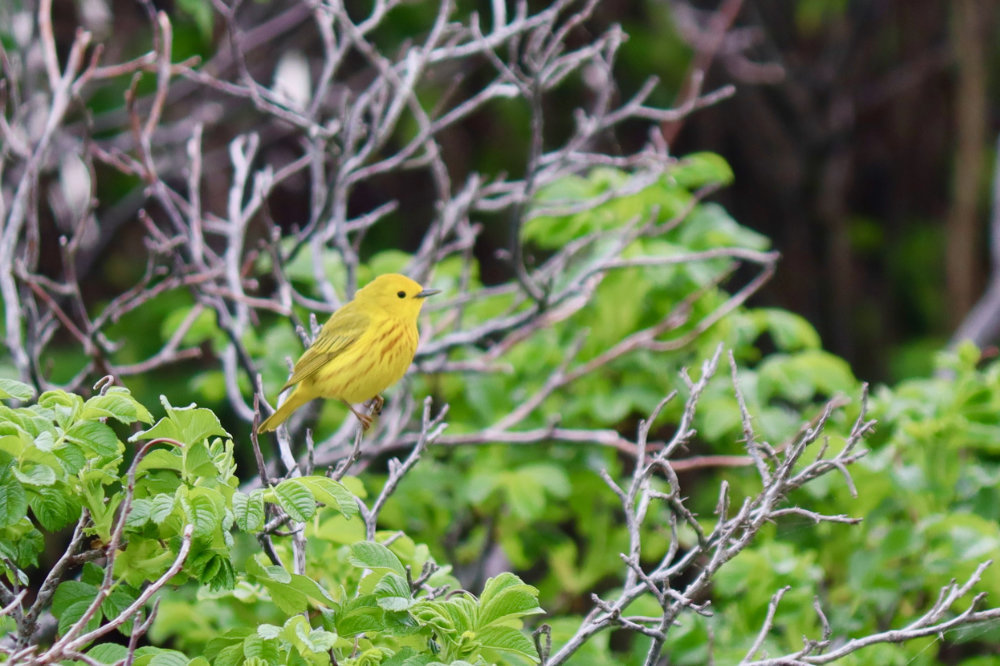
258,273,439,433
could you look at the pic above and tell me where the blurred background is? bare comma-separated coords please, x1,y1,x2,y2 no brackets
19,0,999,387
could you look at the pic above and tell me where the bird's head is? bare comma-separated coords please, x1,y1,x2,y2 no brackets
355,273,440,318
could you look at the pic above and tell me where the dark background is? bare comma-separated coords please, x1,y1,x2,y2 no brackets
41,0,1000,384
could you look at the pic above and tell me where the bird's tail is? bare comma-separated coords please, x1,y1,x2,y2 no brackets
257,386,310,433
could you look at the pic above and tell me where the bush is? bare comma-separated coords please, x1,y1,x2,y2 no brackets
3,1,1000,664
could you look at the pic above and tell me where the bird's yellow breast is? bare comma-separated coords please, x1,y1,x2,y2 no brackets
304,316,419,404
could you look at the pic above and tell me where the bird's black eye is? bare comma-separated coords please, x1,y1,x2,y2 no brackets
397,290,406,298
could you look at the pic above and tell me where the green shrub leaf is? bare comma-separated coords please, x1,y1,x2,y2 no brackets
273,479,316,522
349,541,406,576
65,421,120,458
0,463,28,528
0,379,35,401
233,490,265,532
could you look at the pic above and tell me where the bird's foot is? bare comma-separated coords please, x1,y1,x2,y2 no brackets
372,394,385,415
344,401,373,432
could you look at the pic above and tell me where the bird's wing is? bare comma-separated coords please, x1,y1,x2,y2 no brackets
281,305,370,389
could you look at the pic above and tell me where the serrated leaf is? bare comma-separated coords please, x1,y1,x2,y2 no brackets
477,625,539,662
0,463,28,528
136,449,183,474
267,580,309,615
29,485,81,530
233,490,265,532
242,634,281,661
144,650,191,665
55,442,86,474
349,541,406,576
32,430,57,452
374,572,413,611
82,388,152,424
444,596,478,634
287,572,337,606
125,498,152,529
256,623,281,639
184,441,217,479
478,586,544,628
273,479,316,522
149,493,176,524
0,379,35,401
102,584,138,636
336,605,384,636
65,421,120,458
53,580,98,617
185,492,221,539
131,397,230,445
213,644,245,666
14,462,56,486
297,475,358,518
86,643,129,663
203,554,237,592
57,597,102,639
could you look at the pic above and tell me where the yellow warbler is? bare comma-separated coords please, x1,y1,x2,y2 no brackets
258,273,439,433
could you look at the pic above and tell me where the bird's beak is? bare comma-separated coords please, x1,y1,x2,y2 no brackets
415,288,440,299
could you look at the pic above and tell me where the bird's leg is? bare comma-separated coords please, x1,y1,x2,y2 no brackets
341,400,372,431
371,394,385,415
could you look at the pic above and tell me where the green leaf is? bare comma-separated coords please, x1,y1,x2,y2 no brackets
102,584,138,636
280,614,338,654
669,151,734,189
758,350,857,403
13,462,56,486
55,442,86,474
233,490,265,532
478,573,543,627
267,580,309,615
756,308,821,352
477,625,539,662
126,498,152,529
149,493,176,524
256,624,281,640
131,397,230,445
136,449,183,474
374,572,413,611
0,379,35,401
53,580,104,636
65,421,120,458
297,475,359,518
245,558,316,614
57,597,102,638
336,597,385,636
87,643,129,664
349,541,406,576
184,441,218,480
0,463,28,528
242,634,281,661
29,485,81,530
286,572,338,606
212,644,246,666
0,524,44,570
82,387,153,424
142,649,191,665
52,580,98,617
185,491,222,540
273,479,316,522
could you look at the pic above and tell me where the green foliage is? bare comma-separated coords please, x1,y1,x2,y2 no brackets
11,152,999,664
1,384,541,664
